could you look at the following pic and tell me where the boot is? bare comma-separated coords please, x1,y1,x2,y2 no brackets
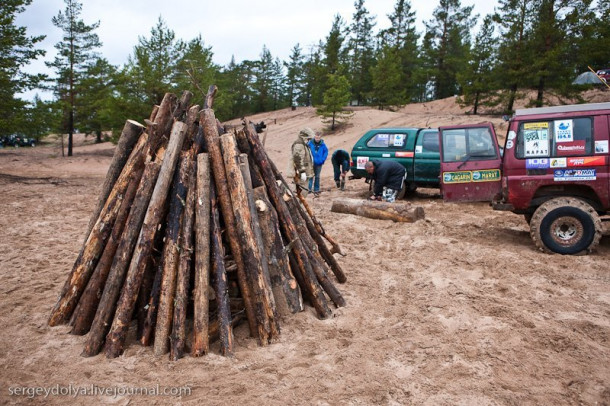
340,178,345,190
335,180,341,188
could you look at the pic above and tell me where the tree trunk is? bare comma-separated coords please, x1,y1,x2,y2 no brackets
200,109,258,337
253,186,303,317
244,123,332,319
170,152,198,361
48,133,150,327
330,198,425,222
192,153,211,357
70,167,142,335
104,121,187,359
221,135,279,345
82,159,162,357
153,153,191,356
210,179,234,357
85,120,145,237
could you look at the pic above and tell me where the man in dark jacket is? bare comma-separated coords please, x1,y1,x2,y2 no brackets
364,160,406,202
331,149,350,190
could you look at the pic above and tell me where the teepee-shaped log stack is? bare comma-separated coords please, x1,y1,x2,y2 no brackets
47,86,346,360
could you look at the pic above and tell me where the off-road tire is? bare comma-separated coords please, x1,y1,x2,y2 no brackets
529,197,602,255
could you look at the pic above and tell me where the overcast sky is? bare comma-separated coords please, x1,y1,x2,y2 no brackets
16,0,499,100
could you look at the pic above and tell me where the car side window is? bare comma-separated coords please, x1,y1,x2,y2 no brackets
442,127,497,162
516,117,593,158
421,132,439,153
366,133,406,149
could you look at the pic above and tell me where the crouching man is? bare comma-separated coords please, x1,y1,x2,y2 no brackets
364,160,406,203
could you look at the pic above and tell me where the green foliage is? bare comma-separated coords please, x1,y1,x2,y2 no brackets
0,0,45,137
47,0,102,155
347,0,377,105
317,73,353,130
370,45,405,109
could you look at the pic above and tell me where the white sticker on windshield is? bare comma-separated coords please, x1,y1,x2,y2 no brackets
393,134,404,147
415,146,423,154
555,120,574,143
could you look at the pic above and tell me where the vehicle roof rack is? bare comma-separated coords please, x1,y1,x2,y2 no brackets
515,102,610,116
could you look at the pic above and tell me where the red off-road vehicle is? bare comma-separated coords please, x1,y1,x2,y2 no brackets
439,102,610,255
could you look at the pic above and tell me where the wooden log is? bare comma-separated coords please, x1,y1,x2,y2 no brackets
234,129,265,189
148,93,177,154
253,186,303,317
152,153,191,356
139,258,163,346
204,85,217,109
284,191,345,308
104,121,187,359
209,311,244,344
84,119,145,237
82,158,162,357
70,167,142,335
294,194,347,284
330,198,425,222
191,153,211,357
243,123,332,319
296,192,346,257
170,152,198,361
229,148,280,344
136,254,158,340
48,132,150,327
200,109,258,337
210,178,234,356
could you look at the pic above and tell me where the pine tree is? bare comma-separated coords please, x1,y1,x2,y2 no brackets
174,35,219,105
348,0,377,105
47,0,101,156
284,44,305,107
317,73,353,130
370,45,405,109
457,15,499,114
379,0,421,102
421,0,477,100
0,0,46,138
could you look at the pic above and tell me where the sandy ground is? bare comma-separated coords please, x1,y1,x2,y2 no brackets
1,92,610,405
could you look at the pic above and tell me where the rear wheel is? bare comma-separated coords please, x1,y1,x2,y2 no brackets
529,197,601,255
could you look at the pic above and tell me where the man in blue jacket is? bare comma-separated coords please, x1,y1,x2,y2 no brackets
364,160,406,202
308,131,328,195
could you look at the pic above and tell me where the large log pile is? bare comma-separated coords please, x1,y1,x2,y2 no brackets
48,87,346,360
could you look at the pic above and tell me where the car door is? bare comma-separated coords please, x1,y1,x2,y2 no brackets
413,129,440,185
439,123,503,202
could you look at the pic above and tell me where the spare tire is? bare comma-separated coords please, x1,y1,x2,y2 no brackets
529,197,602,255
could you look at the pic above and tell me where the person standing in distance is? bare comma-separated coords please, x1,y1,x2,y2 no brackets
289,127,315,196
331,149,350,190
307,131,328,196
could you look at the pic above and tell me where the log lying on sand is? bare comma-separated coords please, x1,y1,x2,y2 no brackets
330,198,425,223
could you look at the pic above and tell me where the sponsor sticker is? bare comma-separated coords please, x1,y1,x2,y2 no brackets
523,123,549,157
554,120,574,142
382,153,391,157
471,169,501,182
395,151,414,158
506,140,514,149
393,134,404,147
415,145,423,154
356,156,369,169
554,169,596,181
595,140,608,154
526,158,549,169
555,140,586,156
550,158,567,168
507,130,517,141
567,156,606,167
443,170,500,184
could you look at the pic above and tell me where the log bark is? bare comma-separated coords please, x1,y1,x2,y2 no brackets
85,119,145,237
152,153,191,356
148,93,177,154
284,191,345,308
170,152,198,361
70,168,142,335
222,137,279,345
296,192,346,257
200,109,258,336
82,159,162,357
48,132,149,327
253,186,303,317
210,179,234,356
191,153,211,357
244,124,332,319
204,85,217,109
330,198,425,222
104,121,187,359
139,259,163,346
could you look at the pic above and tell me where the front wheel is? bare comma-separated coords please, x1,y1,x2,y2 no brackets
529,197,602,255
